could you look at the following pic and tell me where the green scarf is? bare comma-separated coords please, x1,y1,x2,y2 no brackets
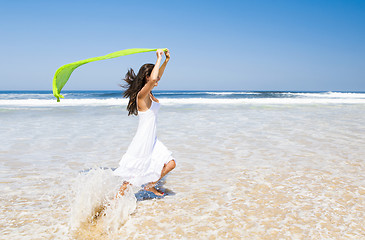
52,48,166,102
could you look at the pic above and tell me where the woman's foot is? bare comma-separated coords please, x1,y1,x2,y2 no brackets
144,186,164,196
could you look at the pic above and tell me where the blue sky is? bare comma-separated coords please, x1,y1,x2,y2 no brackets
1,0,364,91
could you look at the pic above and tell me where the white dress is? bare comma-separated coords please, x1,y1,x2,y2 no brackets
113,99,174,186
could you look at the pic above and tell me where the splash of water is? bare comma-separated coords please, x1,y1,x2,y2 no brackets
69,168,137,235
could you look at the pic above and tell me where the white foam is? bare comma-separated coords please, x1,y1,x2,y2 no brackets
70,168,136,233
205,91,260,95
160,98,365,105
102,188,137,234
0,93,55,100
1,97,365,107
285,92,365,99
156,91,259,95
0,98,126,107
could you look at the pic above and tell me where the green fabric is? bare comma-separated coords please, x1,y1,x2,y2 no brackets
52,48,166,102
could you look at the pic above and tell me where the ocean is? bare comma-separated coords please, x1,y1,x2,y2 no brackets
1,90,365,239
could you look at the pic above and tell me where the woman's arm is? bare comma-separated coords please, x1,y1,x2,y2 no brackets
150,49,164,81
137,49,163,100
158,49,170,78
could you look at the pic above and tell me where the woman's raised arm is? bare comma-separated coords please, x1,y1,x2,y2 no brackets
158,49,170,78
138,49,163,100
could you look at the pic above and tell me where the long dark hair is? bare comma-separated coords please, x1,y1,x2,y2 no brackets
122,63,155,116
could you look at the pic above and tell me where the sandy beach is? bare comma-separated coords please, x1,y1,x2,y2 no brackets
1,91,365,239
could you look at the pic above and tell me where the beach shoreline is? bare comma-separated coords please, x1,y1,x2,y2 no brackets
1,91,364,239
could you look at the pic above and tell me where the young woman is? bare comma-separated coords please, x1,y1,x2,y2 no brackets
113,49,176,196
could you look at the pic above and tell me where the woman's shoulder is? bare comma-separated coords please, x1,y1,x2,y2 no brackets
137,93,155,112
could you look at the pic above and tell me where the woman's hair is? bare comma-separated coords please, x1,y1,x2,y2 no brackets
122,63,155,116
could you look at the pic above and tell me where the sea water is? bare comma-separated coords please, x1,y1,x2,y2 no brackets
1,91,365,239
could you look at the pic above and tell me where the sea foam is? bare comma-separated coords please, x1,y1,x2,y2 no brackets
1,96,365,107
69,168,136,236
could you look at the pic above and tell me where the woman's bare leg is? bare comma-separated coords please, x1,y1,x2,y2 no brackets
144,160,176,196
116,181,130,198
160,160,176,179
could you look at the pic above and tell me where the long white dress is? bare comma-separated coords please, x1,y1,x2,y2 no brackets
113,99,174,186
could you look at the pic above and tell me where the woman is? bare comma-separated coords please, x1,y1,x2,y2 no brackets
114,49,176,196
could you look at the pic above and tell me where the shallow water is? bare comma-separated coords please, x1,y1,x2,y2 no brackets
1,96,365,239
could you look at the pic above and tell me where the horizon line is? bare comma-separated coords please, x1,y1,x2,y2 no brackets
1,89,365,93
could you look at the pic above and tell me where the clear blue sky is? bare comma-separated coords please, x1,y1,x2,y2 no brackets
1,0,364,91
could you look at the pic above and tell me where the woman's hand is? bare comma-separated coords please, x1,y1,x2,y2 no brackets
156,49,164,59
164,49,170,61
